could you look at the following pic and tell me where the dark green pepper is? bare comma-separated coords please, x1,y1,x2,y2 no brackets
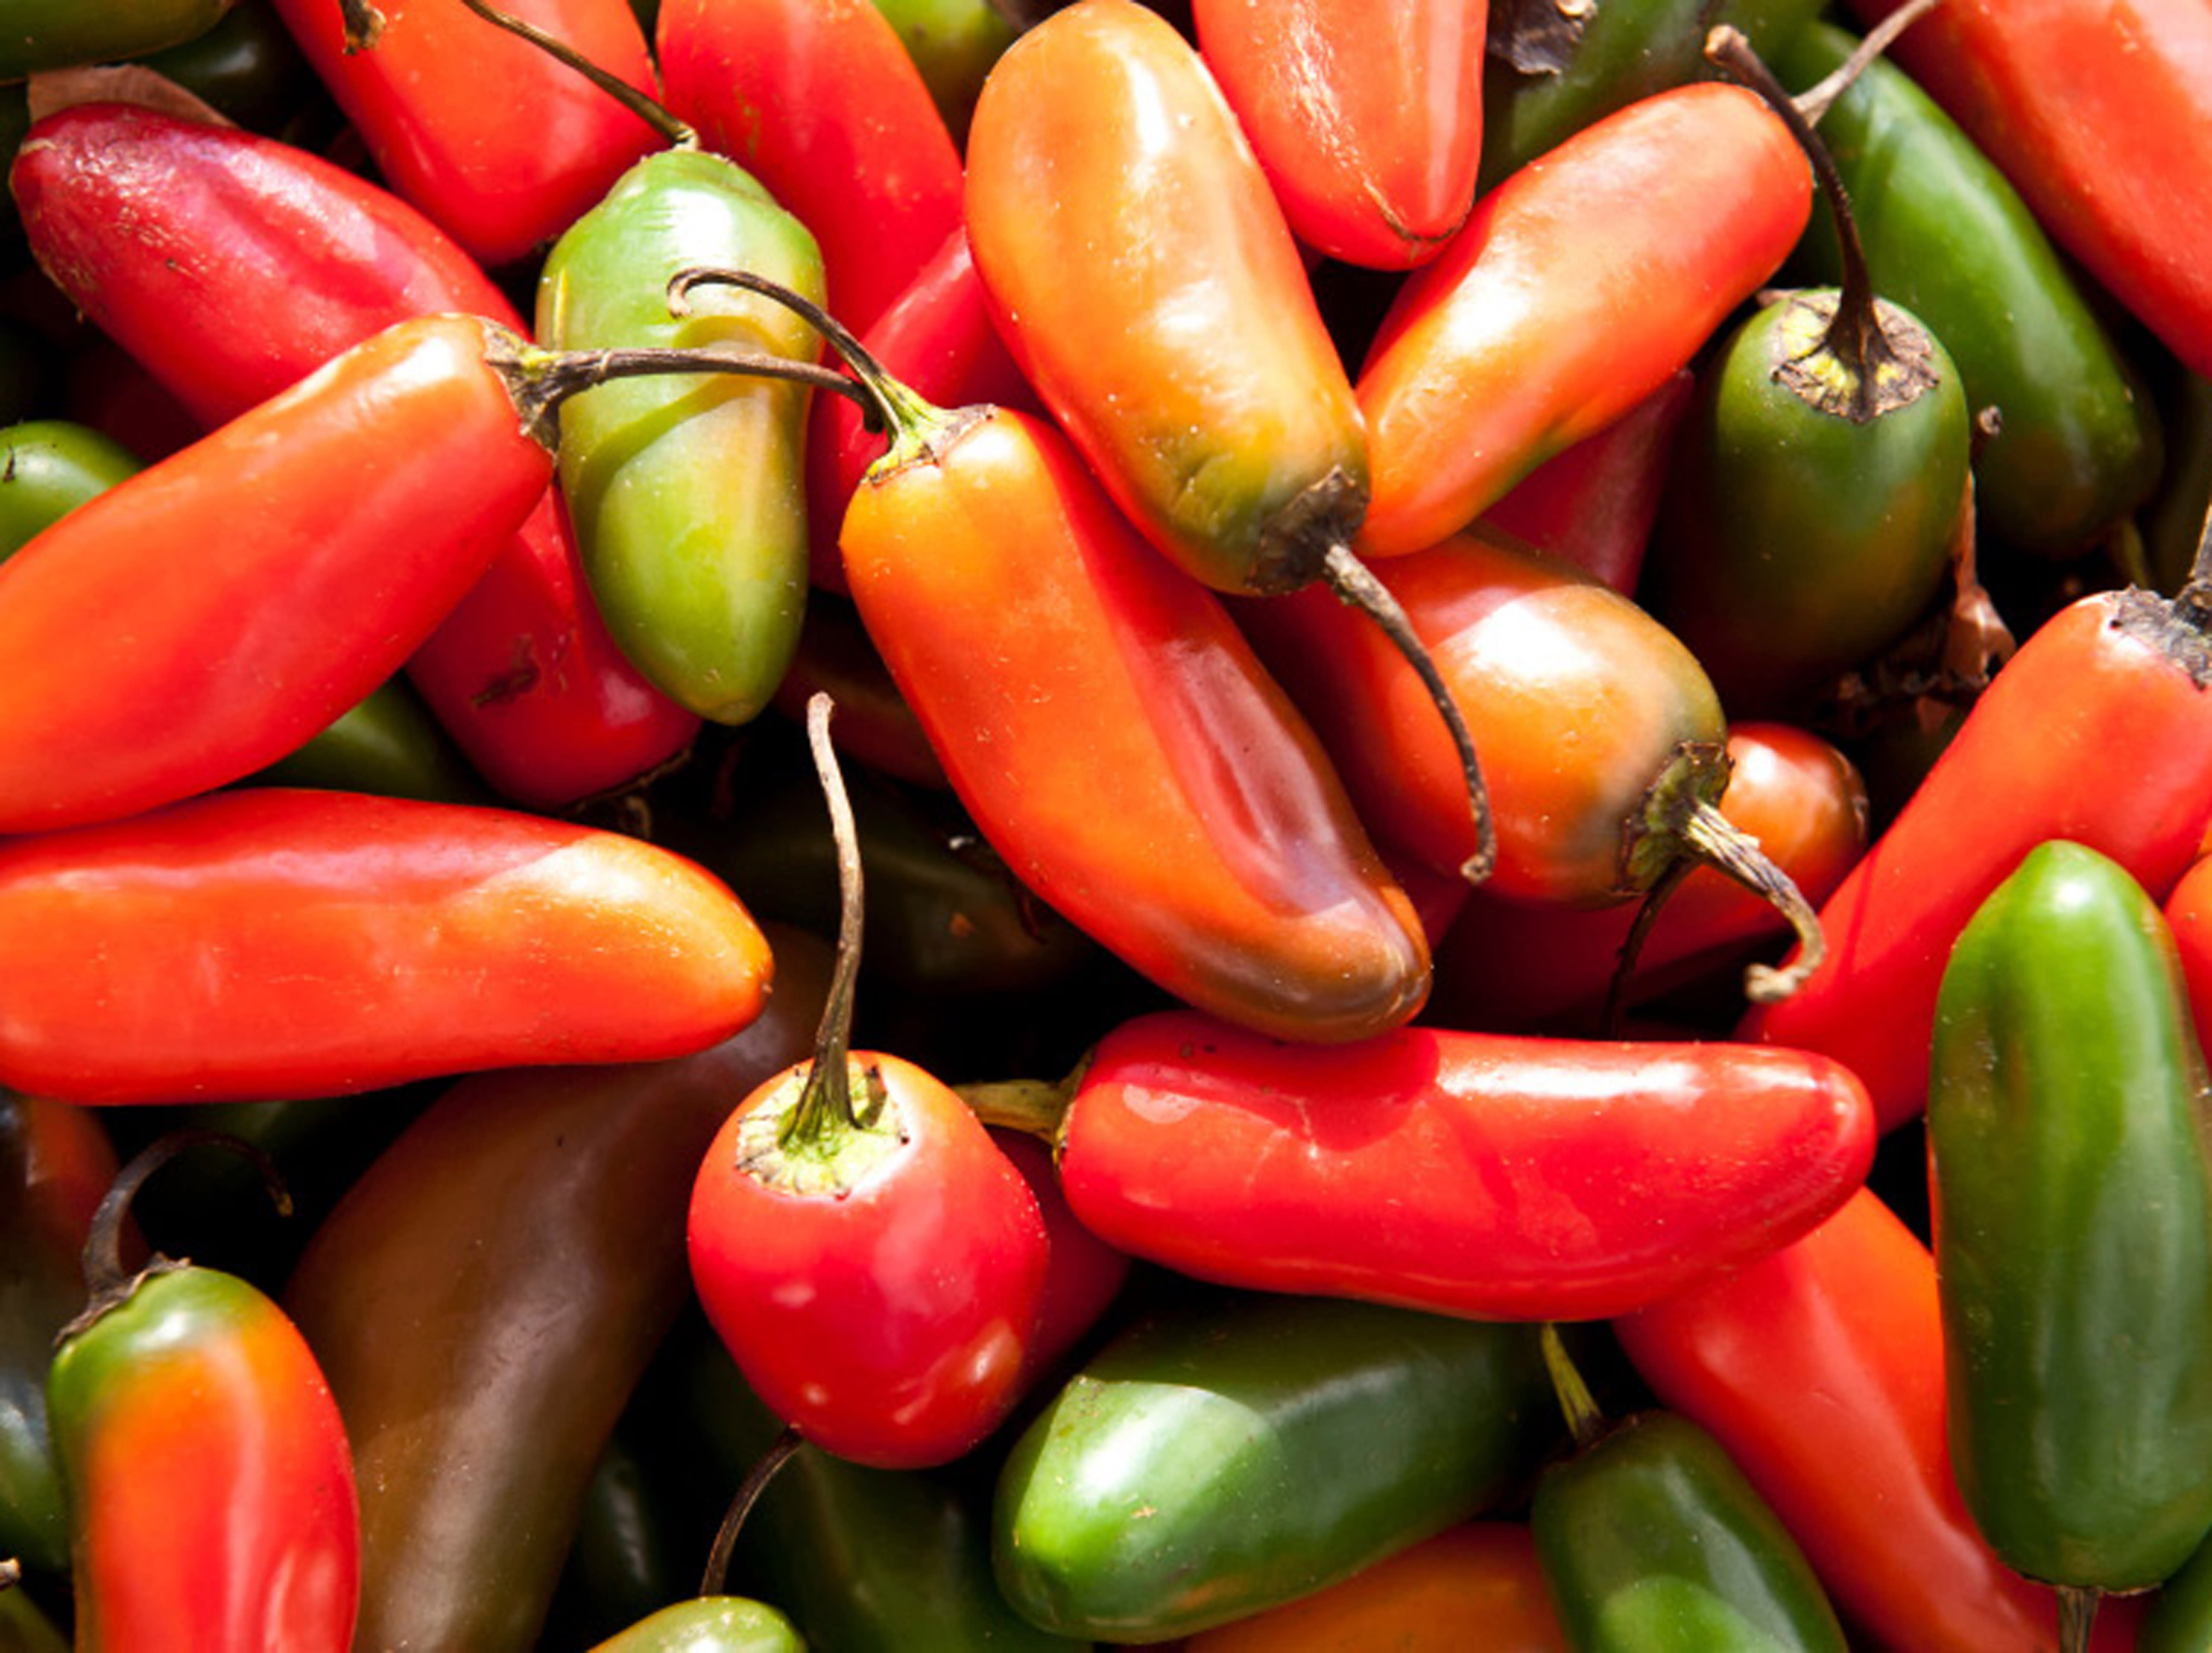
993,1287,1557,1644
0,0,236,81
866,0,1020,145
1929,841,2212,1624
134,0,329,142
2142,1531,2212,1653
0,1567,67,1653
1479,0,1823,190
1779,22,2161,560
252,676,488,805
537,129,825,727
0,423,140,566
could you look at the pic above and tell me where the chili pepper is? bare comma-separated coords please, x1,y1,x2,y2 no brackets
678,1336,1087,1651
766,594,947,788
1643,35,1970,718
283,0,661,267
2164,851,2212,1027
989,1126,1129,1390
1480,369,1695,596
1928,841,2212,1629
2142,1536,2212,1652
968,1007,1872,1323
993,1286,1559,1643
0,421,138,564
590,1600,805,1652
2145,370,2212,597
0,0,238,81
1779,21,2162,560
1617,1188,2147,1653
0,787,776,1105
11,100,699,809
253,676,490,804
520,35,826,727
685,267,1432,1042
0,1573,65,1653
1478,0,1824,189
1233,524,1828,998
1190,0,1486,269
0,1096,118,1577
1844,0,2212,381
1428,722,1868,1034
1738,577,2212,1135
688,697,1052,1469
655,0,963,331
552,1435,683,1646
134,0,327,139
1354,78,1810,559
281,923,829,1653
865,0,1018,145
1185,1523,1569,1653
1530,1335,1850,1653
47,1134,359,1651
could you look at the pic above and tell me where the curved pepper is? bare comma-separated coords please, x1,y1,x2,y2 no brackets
1929,841,2212,1598
0,421,139,563
0,787,774,1105
590,1600,806,1652
984,1009,1873,1323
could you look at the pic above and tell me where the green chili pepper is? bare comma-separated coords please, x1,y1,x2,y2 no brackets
0,0,237,81
866,0,1020,144
0,423,140,566
1779,22,2161,560
589,1599,807,1652
993,1287,1557,1644
0,1571,67,1653
1929,841,2212,1621
1479,0,1822,190
2142,1531,2212,1653
538,141,825,727
135,0,326,141
253,676,488,805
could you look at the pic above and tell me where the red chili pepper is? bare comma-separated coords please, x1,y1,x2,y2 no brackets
655,0,963,332
1354,79,1811,558
1739,588,2212,1134
1616,1188,2145,1653
972,1008,1875,1322
11,102,697,809
273,0,662,267
1846,0,2212,379
989,1126,1130,1388
1190,0,1487,269
0,787,774,1105
2166,852,2212,1030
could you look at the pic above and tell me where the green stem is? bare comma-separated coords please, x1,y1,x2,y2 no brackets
1540,1324,1606,1451
954,1073,1082,1143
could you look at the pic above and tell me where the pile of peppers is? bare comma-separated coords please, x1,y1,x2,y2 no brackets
3,0,2212,1649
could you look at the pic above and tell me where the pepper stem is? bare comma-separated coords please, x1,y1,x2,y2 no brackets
782,693,873,1151
1708,26,1894,422
954,1070,1085,1144
492,332,869,451
2171,489,2212,631
1319,542,1496,883
1539,1324,1607,1451
699,1425,804,1598
2057,1585,2099,1653
1602,857,1697,1036
450,0,697,148
1790,0,1945,127
62,1128,291,1342
1678,801,1827,1003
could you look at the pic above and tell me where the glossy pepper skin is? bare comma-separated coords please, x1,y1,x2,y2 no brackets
1191,0,1486,269
1779,22,2162,559
0,788,774,1106
1846,0,2212,380
1929,841,2212,1592
48,1267,359,1651
994,1288,1559,1644
538,147,826,724
11,102,698,809
1618,1190,2145,1653
1355,81,1811,558
272,0,661,267
282,927,828,1653
0,0,237,80
841,400,1430,1044
1740,590,2212,1133
589,1600,805,1652
0,421,139,563
0,314,555,834
1531,1412,1849,1653
1033,1009,1873,1323
657,0,962,330
964,0,1370,596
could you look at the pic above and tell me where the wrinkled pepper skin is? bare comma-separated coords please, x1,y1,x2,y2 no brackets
538,148,826,724
1740,590,2212,1133
994,1289,1558,1644
283,927,828,1653
0,788,774,1105
1846,0,2212,380
1929,841,2212,1591
48,1268,359,1652
1779,22,2162,558
1531,1412,1849,1653
841,403,1430,1044
1044,1010,1873,1322
964,0,1370,596
1355,81,1810,558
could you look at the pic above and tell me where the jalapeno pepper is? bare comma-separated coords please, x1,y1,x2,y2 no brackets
993,1287,1559,1643
0,421,138,564
590,1600,806,1652
865,0,1017,143
0,0,238,81
1928,841,2212,1622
